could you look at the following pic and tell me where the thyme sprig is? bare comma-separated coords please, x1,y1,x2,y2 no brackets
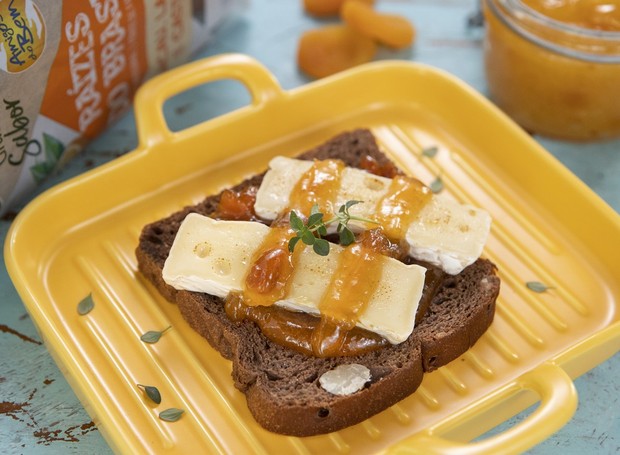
140,326,172,344
77,293,95,315
159,408,184,422
526,281,555,293
137,384,162,404
288,201,378,256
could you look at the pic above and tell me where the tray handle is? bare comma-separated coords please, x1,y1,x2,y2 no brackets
391,363,577,454
134,54,283,147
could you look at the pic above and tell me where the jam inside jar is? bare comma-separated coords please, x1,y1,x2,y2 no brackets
483,0,620,141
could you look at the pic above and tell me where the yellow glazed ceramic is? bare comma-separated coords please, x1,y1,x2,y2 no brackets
5,54,620,454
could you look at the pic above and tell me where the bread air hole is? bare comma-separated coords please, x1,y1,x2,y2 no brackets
318,408,330,418
146,234,163,245
266,371,283,381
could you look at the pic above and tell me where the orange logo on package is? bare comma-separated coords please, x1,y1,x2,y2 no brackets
0,0,46,73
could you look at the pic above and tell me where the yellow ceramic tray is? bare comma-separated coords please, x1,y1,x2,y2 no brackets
6,54,620,454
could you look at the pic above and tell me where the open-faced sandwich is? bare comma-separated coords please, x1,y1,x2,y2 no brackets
136,129,500,436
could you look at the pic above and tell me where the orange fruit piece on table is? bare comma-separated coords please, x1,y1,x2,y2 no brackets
297,24,377,78
341,0,415,49
303,0,374,17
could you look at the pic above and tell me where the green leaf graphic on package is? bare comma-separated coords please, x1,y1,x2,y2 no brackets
30,133,65,183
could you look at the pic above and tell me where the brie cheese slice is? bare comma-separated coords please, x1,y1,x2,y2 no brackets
162,213,426,344
254,156,491,274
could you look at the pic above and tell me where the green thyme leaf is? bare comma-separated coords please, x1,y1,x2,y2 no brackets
77,294,95,315
301,230,316,245
140,326,172,344
344,200,362,211
289,210,304,231
313,238,330,256
307,212,324,227
526,281,554,293
287,200,378,256
429,176,444,194
288,236,300,253
421,146,439,158
159,408,184,422
339,227,355,246
137,384,162,404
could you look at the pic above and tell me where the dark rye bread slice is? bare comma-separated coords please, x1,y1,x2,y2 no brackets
136,129,500,436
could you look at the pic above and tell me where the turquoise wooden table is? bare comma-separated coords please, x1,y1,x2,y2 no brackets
1,1,619,453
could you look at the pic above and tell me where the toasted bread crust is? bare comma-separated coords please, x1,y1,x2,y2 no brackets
136,129,499,436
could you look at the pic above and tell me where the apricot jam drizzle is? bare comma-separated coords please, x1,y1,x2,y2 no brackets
214,187,259,221
359,154,399,178
288,159,345,216
311,230,388,357
220,162,436,358
374,175,432,239
226,225,393,357
225,293,388,357
242,224,298,307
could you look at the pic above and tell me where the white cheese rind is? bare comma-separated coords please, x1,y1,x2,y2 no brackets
162,213,426,344
319,364,371,395
254,156,491,275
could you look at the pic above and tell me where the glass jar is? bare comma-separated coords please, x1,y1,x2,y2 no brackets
483,0,620,141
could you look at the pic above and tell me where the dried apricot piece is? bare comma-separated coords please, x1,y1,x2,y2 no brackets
303,0,374,17
341,1,415,49
297,25,377,78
